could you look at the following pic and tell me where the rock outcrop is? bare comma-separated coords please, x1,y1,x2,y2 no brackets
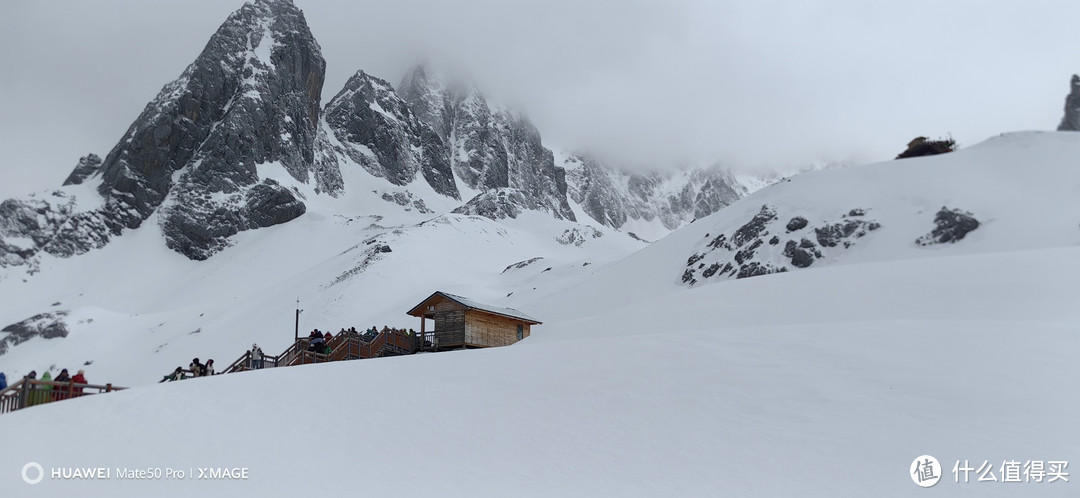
916,207,979,246
399,65,575,221
1058,75,1080,131
681,205,881,285
0,0,336,264
323,70,457,199
563,154,746,231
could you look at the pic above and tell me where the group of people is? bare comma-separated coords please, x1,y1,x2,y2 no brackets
3,368,90,405
159,358,215,383
306,329,334,354
364,326,418,339
304,326,419,354
153,325,422,382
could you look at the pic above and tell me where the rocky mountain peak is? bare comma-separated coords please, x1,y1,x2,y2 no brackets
1057,74,1080,131
323,70,458,198
1,0,335,268
396,64,576,221
562,154,747,232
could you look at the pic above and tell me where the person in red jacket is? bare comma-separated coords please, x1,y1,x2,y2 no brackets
71,369,88,397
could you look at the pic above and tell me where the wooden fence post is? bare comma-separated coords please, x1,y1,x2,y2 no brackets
19,377,30,410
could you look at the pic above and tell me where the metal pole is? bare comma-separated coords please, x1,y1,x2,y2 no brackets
294,298,302,343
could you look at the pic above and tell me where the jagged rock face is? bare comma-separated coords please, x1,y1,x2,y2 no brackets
0,192,113,272
0,0,336,264
62,154,102,186
0,311,69,356
380,191,432,213
556,226,604,247
680,205,881,285
399,65,575,221
397,65,456,142
916,207,979,245
1059,75,1080,131
564,155,746,231
451,188,537,220
323,71,457,198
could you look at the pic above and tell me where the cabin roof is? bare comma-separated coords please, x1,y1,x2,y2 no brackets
406,291,542,324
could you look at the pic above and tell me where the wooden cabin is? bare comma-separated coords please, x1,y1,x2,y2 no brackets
407,291,541,350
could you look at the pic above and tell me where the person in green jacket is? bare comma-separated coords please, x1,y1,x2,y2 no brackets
160,367,184,383
34,371,53,405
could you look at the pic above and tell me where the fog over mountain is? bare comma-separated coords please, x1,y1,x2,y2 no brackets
2,0,1079,199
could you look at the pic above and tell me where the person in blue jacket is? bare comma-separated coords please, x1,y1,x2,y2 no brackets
0,372,7,390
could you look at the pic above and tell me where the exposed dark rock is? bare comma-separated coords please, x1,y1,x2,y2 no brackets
732,205,777,247
564,155,746,231
816,219,874,247
399,65,574,221
380,191,433,213
62,154,103,186
324,70,458,199
736,262,783,279
685,207,879,285
916,207,980,245
451,188,531,220
896,136,956,159
2,0,336,264
502,257,544,274
326,243,393,287
0,311,69,356
734,238,763,265
783,240,815,268
556,226,604,246
0,192,112,271
707,233,728,250
1058,75,1080,131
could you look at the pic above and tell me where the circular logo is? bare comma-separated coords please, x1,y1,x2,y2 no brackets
910,455,941,487
22,462,44,485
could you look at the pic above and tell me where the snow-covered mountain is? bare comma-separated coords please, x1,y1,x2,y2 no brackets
0,0,762,275
0,2,1077,487
1,0,331,266
559,152,748,240
398,64,577,221
1,127,1077,496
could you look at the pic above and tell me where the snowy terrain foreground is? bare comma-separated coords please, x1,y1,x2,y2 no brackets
0,245,1076,497
1,131,1078,496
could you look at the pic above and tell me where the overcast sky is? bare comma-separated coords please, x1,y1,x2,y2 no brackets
1,0,1077,198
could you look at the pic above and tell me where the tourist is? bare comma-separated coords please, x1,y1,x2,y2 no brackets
71,370,88,396
190,358,204,378
160,367,184,383
250,343,263,369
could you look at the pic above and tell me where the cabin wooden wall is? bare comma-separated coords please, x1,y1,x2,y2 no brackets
433,310,465,347
465,311,529,347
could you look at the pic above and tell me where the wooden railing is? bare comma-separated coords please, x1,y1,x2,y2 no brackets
0,378,125,415
215,329,423,378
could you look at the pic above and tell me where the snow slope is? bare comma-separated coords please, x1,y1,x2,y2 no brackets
0,242,1075,497
0,131,1077,496
0,155,645,386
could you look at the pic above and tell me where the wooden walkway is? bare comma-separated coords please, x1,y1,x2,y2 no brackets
219,328,421,374
0,329,424,415
0,378,125,415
